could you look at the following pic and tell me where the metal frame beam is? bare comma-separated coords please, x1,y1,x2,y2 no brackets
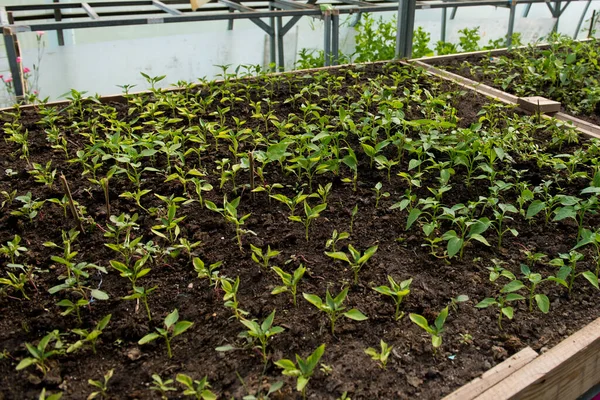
81,3,100,19
152,0,183,15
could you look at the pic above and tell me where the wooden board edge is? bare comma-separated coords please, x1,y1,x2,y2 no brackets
476,316,600,400
442,347,538,400
554,112,600,140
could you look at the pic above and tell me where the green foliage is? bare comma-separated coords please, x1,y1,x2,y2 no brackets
409,306,448,354
16,331,63,376
372,276,412,320
88,369,114,399
364,339,392,369
303,287,367,335
271,264,306,306
275,344,325,399
325,244,378,284
138,309,194,358
176,374,217,400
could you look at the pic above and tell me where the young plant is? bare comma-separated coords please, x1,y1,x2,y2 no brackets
221,276,248,319
349,204,358,233
372,182,390,209
275,344,325,400
193,257,222,288
271,265,306,306
206,196,255,251
364,339,392,369
289,201,327,241
476,279,526,330
549,251,599,295
0,235,28,265
28,161,56,187
325,230,350,252
250,244,281,269
409,306,449,355
325,244,378,284
520,264,549,313
372,276,412,320
176,374,217,400
138,309,194,358
239,310,285,363
11,192,45,222
88,369,114,399
67,314,112,354
270,191,309,216
123,285,157,321
303,287,367,335
16,331,63,376
150,374,177,399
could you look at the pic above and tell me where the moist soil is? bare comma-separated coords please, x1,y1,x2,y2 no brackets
0,62,599,400
428,50,600,126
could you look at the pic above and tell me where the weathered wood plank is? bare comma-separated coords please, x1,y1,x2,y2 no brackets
443,347,538,400
477,317,600,400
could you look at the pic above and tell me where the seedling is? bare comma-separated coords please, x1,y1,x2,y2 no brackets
270,191,308,216
372,276,412,320
409,306,449,355
67,314,112,354
520,265,549,313
549,251,599,295
303,288,367,335
275,344,325,400
193,257,223,287
325,244,378,284
239,310,285,362
206,196,256,251
476,279,526,329
364,339,392,369
123,285,157,321
11,192,45,222
372,182,390,209
325,230,350,252
16,331,63,376
250,244,281,269
150,374,177,399
28,161,56,187
0,236,29,265
271,265,305,306
138,309,194,358
38,388,62,400
221,276,248,319
176,374,217,400
289,202,327,241
88,369,114,399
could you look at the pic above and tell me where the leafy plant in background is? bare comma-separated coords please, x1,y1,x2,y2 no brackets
176,374,217,400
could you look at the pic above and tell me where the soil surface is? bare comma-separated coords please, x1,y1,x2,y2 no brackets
0,61,599,400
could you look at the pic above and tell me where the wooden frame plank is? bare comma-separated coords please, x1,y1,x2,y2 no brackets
444,347,539,400
477,317,600,400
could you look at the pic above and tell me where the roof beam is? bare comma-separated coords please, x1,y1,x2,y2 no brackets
82,3,100,19
153,0,183,15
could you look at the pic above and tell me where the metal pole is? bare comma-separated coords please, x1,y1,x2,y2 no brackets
589,9,597,37
450,6,458,19
395,0,415,58
276,15,284,70
575,0,592,38
522,3,532,17
323,10,331,66
553,0,561,32
227,9,234,30
441,7,447,42
506,0,516,47
332,10,339,65
53,0,65,46
269,5,276,69
3,28,24,99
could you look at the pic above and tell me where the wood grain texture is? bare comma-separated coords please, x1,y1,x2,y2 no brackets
478,317,600,400
443,347,538,400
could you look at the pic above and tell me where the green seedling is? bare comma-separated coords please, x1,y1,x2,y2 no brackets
364,339,392,369
270,191,309,216
520,265,549,313
16,331,63,376
68,314,111,354
0,269,30,299
109,254,151,288
38,388,62,400
271,265,305,306
325,230,350,252
476,279,526,329
152,194,186,244
303,288,367,335
549,251,599,295
372,276,412,320
150,374,177,400
11,192,45,222
325,244,378,284
221,276,248,319
289,202,327,241
275,344,325,400
239,310,285,363
193,257,223,288
87,369,114,399
372,182,390,208
123,285,157,321
409,306,449,355
176,374,217,400
28,161,56,187
138,309,194,358
206,196,255,251
250,244,281,269
1,235,28,264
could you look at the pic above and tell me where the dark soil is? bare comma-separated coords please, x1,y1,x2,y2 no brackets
0,61,599,400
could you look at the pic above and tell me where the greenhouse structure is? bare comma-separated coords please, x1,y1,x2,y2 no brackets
0,0,600,399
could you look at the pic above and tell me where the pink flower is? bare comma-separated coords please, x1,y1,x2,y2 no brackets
5,77,13,83
16,56,21,63
0,75,3,80
23,67,30,74
35,31,45,37
33,90,39,95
